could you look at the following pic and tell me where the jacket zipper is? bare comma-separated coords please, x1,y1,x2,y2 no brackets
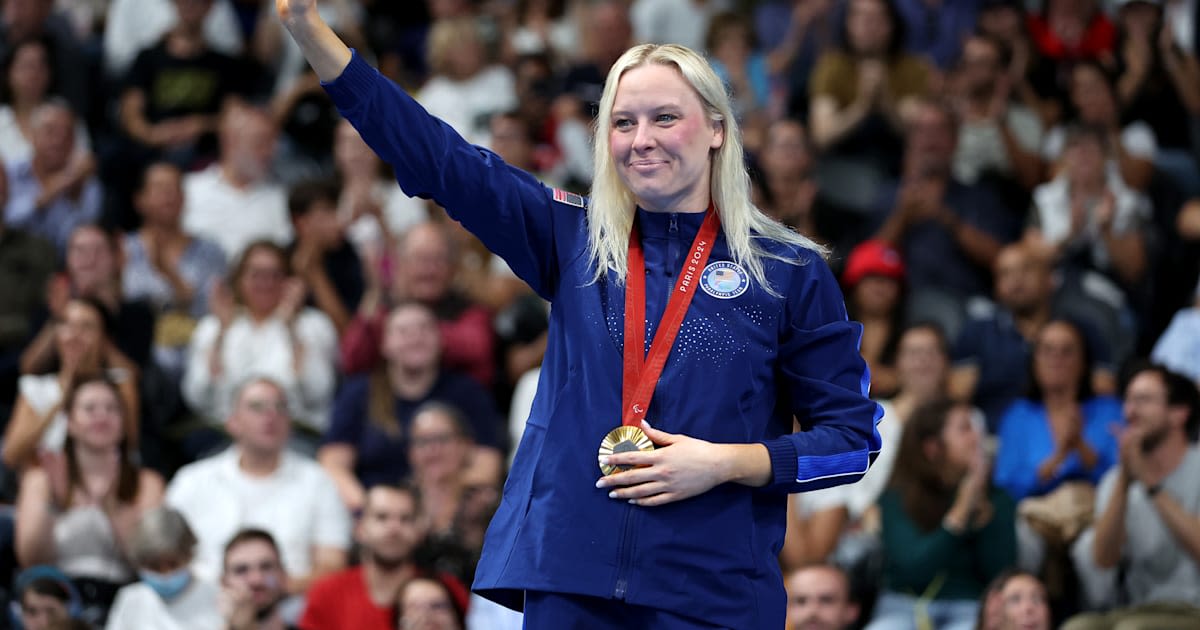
614,213,681,599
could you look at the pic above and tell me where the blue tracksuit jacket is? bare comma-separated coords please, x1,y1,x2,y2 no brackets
324,51,884,629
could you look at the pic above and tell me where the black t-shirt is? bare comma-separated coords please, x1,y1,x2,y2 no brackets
123,41,246,124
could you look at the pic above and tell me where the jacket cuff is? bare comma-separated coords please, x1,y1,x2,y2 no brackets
761,437,798,490
322,49,376,110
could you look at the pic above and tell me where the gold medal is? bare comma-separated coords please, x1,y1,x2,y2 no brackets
598,425,654,476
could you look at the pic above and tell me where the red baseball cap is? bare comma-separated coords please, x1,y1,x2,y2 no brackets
842,239,905,288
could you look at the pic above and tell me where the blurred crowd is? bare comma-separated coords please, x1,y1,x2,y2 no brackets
0,0,1199,629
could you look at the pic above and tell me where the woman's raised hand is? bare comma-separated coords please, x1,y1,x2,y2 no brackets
276,0,317,24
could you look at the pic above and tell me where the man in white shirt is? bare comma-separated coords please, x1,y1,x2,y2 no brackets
183,105,292,262
167,377,350,595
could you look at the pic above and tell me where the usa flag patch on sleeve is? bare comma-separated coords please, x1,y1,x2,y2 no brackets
552,188,585,208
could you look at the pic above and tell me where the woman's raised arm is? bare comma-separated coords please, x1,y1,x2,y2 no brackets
276,0,353,82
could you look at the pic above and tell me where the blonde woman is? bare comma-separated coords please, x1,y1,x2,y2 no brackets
276,1,883,627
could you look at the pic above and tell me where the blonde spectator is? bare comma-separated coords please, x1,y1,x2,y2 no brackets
417,17,516,147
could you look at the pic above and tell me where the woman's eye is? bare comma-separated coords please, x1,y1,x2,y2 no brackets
613,119,633,130
656,114,677,123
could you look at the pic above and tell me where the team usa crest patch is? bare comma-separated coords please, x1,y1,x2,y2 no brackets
552,188,585,208
700,261,749,299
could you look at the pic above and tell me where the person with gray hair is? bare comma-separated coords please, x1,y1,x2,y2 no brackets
105,506,225,629
277,1,882,627
1,99,102,254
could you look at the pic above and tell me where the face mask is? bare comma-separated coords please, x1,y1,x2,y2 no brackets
139,568,192,600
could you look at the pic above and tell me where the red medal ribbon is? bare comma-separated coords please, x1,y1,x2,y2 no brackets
622,205,721,426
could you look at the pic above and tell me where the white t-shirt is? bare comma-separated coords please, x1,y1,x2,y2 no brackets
1042,122,1159,163
105,579,224,630
0,106,92,166
417,66,517,147
953,105,1043,185
181,309,337,432
182,166,292,263
165,447,351,583
631,0,732,52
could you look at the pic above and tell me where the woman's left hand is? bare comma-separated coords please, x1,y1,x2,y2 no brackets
595,422,764,507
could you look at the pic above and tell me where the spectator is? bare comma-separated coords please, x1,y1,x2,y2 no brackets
0,0,89,119
181,105,292,262
841,239,906,399
1066,363,1200,629
15,376,165,622
2,100,101,254
870,322,956,507
975,0,1063,129
784,564,861,630
783,324,955,592
630,0,729,53
1150,280,1200,384
300,483,469,630
3,298,139,469
1026,0,1116,108
103,0,243,78
874,99,1019,339
182,241,337,436
416,17,515,147
949,33,1045,194
977,569,1052,630
506,0,575,60
0,158,56,414
286,178,363,335
408,402,498,539
753,0,840,121
1042,61,1157,192
1112,0,1200,197
167,377,351,590
13,566,81,630
0,36,93,168
321,302,501,513
394,577,464,630
219,529,294,630
868,399,1016,630
122,162,227,378
104,507,224,629
808,0,930,212
335,118,429,275
950,243,1117,429
893,0,980,70
555,0,632,113
19,223,157,374
1028,123,1150,289
116,0,249,177
704,12,771,121
340,222,495,387
993,318,1122,503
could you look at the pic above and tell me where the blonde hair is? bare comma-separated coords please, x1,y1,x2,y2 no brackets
426,17,484,78
587,44,826,294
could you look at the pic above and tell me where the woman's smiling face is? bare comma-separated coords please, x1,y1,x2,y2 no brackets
608,63,723,213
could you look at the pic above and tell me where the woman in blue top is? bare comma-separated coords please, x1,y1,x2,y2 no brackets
275,1,883,627
993,318,1123,502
